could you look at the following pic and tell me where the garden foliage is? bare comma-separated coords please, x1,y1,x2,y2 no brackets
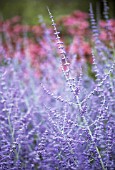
0,0,115,170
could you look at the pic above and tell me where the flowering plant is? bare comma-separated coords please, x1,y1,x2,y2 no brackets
0,1,115,169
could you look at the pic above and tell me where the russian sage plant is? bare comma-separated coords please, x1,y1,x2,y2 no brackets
38,4,115,170
0,1,115,170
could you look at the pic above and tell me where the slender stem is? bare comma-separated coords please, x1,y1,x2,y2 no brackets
76,96,107,170
7,106,20,161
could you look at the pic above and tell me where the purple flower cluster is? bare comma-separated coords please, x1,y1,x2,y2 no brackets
0,1,115,170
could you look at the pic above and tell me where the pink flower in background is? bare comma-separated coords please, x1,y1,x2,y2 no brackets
31,25,43,35
69,36,91,56
72,10,88,19
99,20,107,28
99,31,107,41
0,12,115,76
11,16,21,23
99,19,115,43
63,16,79,26
57,10,90,39
22,25,30,32
13,24,23,34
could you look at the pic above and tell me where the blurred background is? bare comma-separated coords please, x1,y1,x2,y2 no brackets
0,0,115,24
